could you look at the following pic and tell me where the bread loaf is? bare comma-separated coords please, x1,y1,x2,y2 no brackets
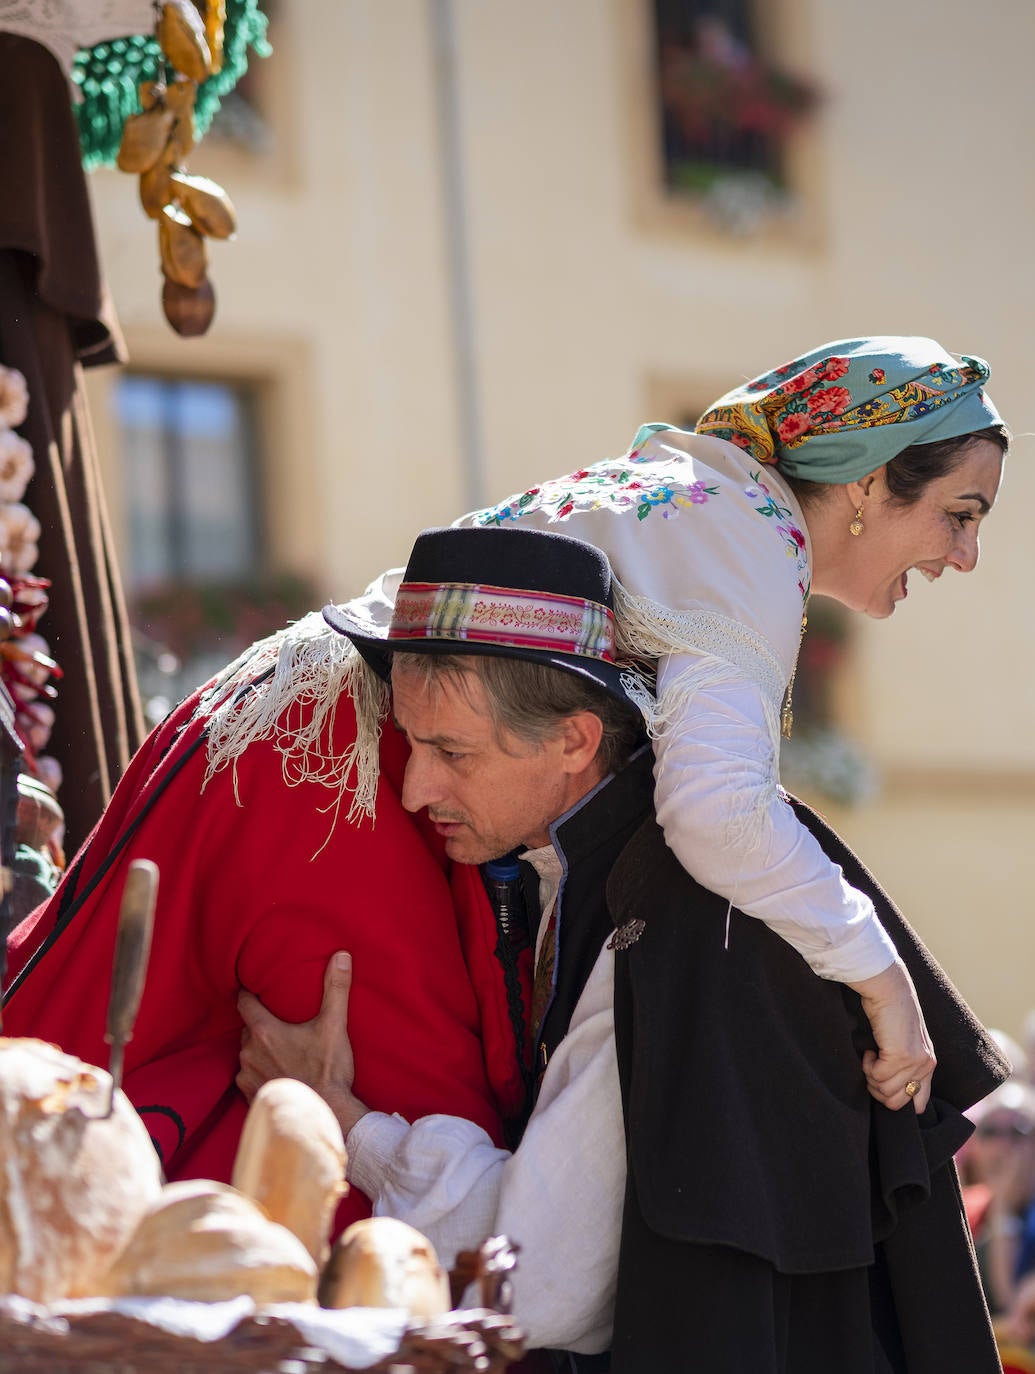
95,1178,318,1304
232,1078,346,1268
319,1217,451,1318
0,1036,163,1303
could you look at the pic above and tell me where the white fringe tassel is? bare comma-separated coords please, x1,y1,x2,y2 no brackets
196,611,390,826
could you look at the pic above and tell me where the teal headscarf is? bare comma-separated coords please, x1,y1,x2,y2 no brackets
695,336,1002,483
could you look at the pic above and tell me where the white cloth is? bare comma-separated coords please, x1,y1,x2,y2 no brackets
347,847,624,1355
455,426,897,984
0,1,154,78
347,957,621,1354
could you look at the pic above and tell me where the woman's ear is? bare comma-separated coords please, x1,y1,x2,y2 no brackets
846,464,886,508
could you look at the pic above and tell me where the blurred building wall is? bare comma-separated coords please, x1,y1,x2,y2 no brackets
82,0,1035,1035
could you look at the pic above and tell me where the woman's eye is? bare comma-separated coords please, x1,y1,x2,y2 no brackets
953,511,974,527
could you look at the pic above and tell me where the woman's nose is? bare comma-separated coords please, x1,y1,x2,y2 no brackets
949,528,980,573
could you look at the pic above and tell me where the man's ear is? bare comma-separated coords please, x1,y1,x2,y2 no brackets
558,711,604,774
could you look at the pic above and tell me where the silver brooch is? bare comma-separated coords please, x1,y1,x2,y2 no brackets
608,919,646,950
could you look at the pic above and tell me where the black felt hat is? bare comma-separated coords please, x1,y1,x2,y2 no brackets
323,525,644,713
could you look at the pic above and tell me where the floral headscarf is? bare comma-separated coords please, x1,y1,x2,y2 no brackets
695,336,1002,483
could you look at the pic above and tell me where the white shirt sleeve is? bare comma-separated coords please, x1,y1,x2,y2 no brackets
653,654,897,982
346,945,624,1356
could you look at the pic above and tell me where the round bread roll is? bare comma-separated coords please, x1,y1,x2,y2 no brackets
95,1178,318,1304
319,1216,451,1318
232,1078,347,1268
0,1036,164,1303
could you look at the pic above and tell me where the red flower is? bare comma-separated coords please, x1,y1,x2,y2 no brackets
780,365,821,395
807,385,852,416
556,501,574,518
777,411,812,441
570,468,590,480
817,356,850,381
789,525,806,548
729,433,752,449
868,368,885,385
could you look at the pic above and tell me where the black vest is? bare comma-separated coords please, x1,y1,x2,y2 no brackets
606,795,1008,1374
533,748,655,1075
522,751,654,1374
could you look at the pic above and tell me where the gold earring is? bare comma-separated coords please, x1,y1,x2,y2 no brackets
849,506,864,537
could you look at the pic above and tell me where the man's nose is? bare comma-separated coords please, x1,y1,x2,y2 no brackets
401,750,438,814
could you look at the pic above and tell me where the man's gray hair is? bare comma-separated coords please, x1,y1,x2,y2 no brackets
391,652,643,775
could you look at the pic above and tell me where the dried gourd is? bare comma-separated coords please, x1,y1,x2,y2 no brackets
205,0,227,75
232,1079,347,1269
140,160,173,219
116,106,176,174
162,275,216,336
170,172,238,240
159,203,208,288
319,1217,451,1319
164,77,198,161
158,0,213,84
95,1179,318,1304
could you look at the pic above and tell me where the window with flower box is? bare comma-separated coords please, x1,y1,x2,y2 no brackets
113,372,314,721
650,0,819,232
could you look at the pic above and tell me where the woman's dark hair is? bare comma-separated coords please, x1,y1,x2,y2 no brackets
782,423,1010,511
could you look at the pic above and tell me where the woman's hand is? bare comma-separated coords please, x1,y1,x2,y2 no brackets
237,951,369,1137
849,958,936,1113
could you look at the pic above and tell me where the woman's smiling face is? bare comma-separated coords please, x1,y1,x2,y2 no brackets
830,438,1005,618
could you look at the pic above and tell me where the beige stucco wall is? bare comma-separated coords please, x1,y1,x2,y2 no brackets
81,0,1035,1033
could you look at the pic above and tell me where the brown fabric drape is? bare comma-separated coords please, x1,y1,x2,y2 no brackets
0,31,143,852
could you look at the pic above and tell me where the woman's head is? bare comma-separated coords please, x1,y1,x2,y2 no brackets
796,428,1006,617
696,337,1009,617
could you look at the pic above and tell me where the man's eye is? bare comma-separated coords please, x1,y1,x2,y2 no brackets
953,511,974,527
439,748,465,761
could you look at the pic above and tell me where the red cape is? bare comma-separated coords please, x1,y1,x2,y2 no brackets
5,685,528,1232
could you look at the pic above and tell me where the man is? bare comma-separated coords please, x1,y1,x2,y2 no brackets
1,567,524,1226
238,525,1008,1372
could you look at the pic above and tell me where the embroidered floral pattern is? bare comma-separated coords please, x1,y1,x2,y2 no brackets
743,471,810,601
474,454,720,527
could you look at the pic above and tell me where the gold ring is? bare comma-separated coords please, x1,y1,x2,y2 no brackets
905,1079,921,1098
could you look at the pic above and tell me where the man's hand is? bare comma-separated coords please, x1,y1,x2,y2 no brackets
237,951,370,1136
850,958,936,1113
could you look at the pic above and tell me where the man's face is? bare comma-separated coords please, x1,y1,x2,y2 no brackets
392,661,585,863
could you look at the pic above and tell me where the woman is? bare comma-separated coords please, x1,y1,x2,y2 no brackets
457,333,1008,1113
